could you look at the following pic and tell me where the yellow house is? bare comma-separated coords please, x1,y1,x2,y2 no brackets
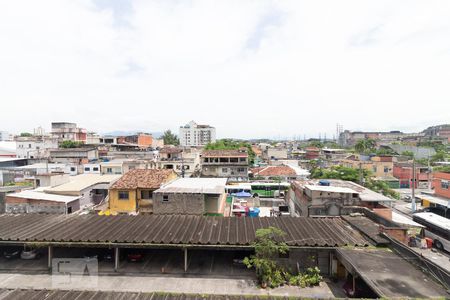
340,155,394,178
109,169,177,213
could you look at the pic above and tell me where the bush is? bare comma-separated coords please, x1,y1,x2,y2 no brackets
287,267,322,288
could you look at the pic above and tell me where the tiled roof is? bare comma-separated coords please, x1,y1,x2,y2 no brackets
251,166,296,177
0,214,368,248
202,150,248,158
159,147,183,154
111,169,176,190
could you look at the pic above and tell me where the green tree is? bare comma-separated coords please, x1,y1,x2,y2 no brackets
431,151,447,163
205,139,255,165
354,139,376,155
162,130,179,146
60,140,83,148
243,227,289,288
401,150,414,159
308,140,324,148
20,132,32,137
434,165,450,173
375,147,396,156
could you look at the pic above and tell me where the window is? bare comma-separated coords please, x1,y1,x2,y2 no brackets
384,166,389,173
93,167,99,172
106,168,112,173
442,180,449,190
84,167,90,172
70,167,76,172
162,195,169,202
118,191,129,200
239,157,246,162
237,168,246,173
222,168,228,173
141,190,153,199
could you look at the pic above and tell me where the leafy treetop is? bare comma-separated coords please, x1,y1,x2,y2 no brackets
205,139,255,164
162,130,179,146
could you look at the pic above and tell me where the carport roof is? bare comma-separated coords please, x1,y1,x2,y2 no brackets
0,289,294,300
336,248,449,298
0,214,368,248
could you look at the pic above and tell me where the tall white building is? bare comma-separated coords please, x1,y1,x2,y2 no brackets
179,121,216,147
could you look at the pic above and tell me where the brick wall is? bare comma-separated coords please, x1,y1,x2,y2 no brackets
153,193,204,215
433,172,450,199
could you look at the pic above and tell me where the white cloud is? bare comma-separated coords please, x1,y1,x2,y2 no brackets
0,0,449,139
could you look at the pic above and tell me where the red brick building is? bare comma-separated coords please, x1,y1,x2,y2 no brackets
432,172,450,199
393,162,431,188
305,147,320,160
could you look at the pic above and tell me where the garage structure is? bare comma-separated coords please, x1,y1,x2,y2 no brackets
0,214,368,275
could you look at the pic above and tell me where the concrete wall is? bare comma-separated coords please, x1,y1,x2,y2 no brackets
153,193,205,215
35,174,70,187
5,197,79,214
277,249,331,275
109,189,137,213
201,165,248,179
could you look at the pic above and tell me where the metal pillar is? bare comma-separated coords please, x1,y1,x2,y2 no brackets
184,248,188,272
352,275,356,294
412,159,416,212
48,245,53,270
114,247,120,272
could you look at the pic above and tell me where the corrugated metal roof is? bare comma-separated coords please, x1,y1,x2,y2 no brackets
0,214,368,247
155,178,227,194
44,174,121,193
6,190,80,203
0,289,292,300
341,215,390,246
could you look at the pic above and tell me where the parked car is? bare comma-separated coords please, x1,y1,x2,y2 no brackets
100,250,114,262
20,249,40,260
3,248,21,259
127,251,144,262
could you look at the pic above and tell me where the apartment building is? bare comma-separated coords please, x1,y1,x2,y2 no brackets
179,121,216,147
201,149,248,181
51,122,87,143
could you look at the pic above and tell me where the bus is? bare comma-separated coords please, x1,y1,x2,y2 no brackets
412,212,450,251
225,184,252,194
250,182,290,198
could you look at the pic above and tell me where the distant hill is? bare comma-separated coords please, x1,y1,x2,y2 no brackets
102,131,164,138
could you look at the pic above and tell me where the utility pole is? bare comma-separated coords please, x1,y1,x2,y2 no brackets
427,149,432,190
181,151,185,178
411,158,416,213
359,162,363,185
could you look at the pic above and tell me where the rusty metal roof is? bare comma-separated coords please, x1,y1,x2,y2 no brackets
0,214,368,247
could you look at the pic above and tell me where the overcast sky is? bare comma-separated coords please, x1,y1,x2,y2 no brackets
1,0,449,139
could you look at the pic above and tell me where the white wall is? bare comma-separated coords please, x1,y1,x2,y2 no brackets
16,137,58,159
